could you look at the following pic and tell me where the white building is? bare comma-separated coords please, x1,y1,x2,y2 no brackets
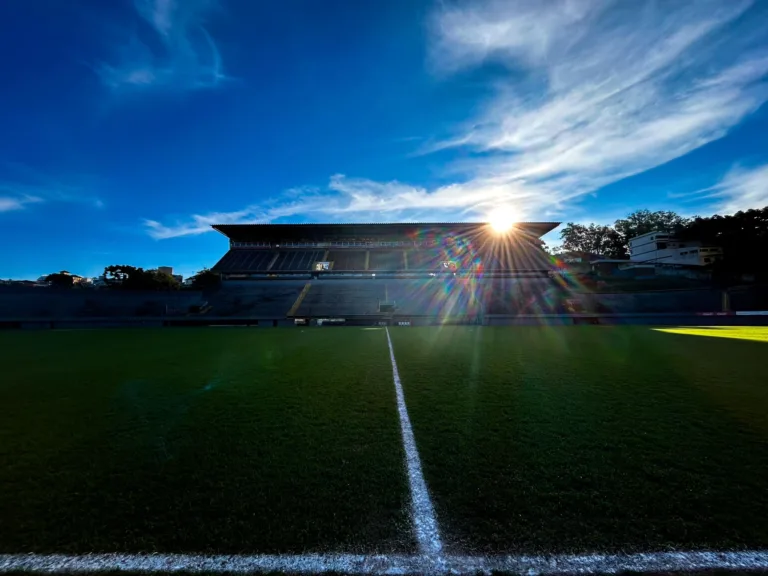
628,231,723,266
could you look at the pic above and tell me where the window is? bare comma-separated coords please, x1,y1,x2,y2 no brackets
657,242,667,249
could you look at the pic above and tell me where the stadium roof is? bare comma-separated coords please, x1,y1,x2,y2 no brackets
213,222,560,242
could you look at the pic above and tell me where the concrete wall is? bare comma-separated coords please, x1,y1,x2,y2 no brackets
0,287,205,319
2,281,765,328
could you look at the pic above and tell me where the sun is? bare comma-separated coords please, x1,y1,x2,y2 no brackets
488,206,518,233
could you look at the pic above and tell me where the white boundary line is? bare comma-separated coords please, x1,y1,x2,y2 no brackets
5,329,767,574
385,327,443,560
3,551,768,574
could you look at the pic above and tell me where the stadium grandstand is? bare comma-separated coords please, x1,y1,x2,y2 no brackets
5,221,762,329
208,222,562,323
211,222,557,276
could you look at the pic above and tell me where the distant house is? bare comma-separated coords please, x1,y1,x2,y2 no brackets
628,231,723,266
47,270,88,285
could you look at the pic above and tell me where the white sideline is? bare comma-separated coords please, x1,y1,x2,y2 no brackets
385,327,443,559
6,331,767,574
3,551,768,574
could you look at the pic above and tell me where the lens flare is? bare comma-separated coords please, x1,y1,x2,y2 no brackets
488,207,517,233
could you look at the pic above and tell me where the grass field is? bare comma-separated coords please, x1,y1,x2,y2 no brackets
390,326,768,554
1,325,767,561
0,329,413,554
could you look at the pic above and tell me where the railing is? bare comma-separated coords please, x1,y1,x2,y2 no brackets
230,240,443,248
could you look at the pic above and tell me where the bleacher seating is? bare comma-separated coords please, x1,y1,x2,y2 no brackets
211,246,550,273
326,251,367,270
213,250,274,272
294,281,385,316
476,246,550,271
369,251,405,271
406,250,443,270
482,278,563,314
384,279,482,317
205,282,305,316
291,279,482,318
271,251,325,271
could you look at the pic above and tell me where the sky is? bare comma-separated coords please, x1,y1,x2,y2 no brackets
1,0,768,280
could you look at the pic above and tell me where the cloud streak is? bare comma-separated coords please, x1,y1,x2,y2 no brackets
145,174,539,239
428,0,768,198
98,0,225,92
704,163,768,214
0,194,42,213
144,0,768,238
0,167,105,214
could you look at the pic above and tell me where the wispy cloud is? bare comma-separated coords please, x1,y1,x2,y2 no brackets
0,194,42,213
98,0,225,92
700,163,768,214
0,166,105,214
144,174,546,239
427,0,768,201
144,0,768,237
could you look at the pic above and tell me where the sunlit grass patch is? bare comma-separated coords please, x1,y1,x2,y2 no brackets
654,326,768,342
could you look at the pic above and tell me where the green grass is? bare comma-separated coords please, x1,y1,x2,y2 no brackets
2,325,768,559
0,328,413,554
389,326,768,554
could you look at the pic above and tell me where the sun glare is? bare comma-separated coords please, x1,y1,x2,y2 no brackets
489,206,517,233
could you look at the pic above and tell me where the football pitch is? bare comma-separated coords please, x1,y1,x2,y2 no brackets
1,326,767,574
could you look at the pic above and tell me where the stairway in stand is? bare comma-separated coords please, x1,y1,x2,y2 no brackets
288,282,312,316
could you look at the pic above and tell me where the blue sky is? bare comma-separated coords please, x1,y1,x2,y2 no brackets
2,0,768,280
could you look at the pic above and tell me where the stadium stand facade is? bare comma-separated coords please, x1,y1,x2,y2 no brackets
206,222,558,322
4,221,765,328
211,223,557,275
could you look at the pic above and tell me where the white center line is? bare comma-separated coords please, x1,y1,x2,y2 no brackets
3,550,768,574
385,327,443,560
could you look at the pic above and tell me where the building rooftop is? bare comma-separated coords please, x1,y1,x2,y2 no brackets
213,222,560,242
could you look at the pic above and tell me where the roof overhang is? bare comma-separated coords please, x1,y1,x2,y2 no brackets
212,222,560,242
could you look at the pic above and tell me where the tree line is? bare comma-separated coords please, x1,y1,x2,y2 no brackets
45,267,221,290
554,206,768,281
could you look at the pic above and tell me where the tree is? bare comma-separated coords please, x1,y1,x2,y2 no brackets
678,206,768,282
44,272,74,288
559,210,691,258
103,265,180,291
559,223,625,258
188,268,221,290
613,210,691,247
103,265,139,286
150,269,181,291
